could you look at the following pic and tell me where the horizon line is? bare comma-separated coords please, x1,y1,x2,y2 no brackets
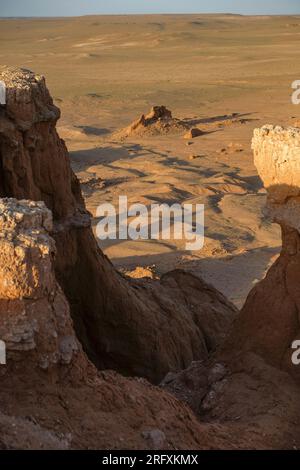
0,12,300,19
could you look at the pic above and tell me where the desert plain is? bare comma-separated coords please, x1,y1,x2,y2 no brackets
1,13,300,307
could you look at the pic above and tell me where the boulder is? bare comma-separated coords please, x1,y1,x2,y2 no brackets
184,128,204,139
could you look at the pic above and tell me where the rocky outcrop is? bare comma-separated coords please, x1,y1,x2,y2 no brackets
0,198,82,374
223,125,300,378
253,125,300,229
162,125,300,449
162,352,300,449
116,105,189,138
1,69,300,448
0,67,236,383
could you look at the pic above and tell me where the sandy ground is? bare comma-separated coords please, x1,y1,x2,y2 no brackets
1,14,300,307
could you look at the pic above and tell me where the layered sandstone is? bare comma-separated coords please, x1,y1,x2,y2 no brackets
0,67,236,383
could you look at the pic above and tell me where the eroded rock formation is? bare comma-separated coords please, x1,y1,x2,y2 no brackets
224,125,300,378
116,105,189,138
3,66,299,449
0,198,210,450
0,198,87,376
6,198,292,449
163,125,300,448
0,67,236,383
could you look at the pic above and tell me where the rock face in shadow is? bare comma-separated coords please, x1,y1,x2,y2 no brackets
0,67,237,383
